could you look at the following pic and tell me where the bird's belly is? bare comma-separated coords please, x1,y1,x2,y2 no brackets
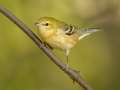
46,35,78,50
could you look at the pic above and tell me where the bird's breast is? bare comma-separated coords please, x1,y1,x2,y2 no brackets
46,33,79,50
39,29,79,50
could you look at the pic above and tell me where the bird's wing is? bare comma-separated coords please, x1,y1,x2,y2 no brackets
78,28,100,40
63,24,77,36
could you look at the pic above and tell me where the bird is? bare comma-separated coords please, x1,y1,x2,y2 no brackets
35,17,100,67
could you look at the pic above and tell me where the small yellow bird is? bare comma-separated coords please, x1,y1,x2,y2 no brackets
35,17,99,65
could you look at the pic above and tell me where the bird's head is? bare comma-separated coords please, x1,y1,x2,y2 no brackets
35,17,66,38
35,17,62,31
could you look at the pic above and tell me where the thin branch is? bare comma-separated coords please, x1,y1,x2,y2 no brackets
0,5,92,90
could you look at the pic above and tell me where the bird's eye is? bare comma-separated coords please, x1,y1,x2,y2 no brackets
43,22,49,26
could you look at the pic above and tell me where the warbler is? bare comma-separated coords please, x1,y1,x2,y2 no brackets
35,17,99,65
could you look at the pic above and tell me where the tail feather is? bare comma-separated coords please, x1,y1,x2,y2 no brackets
79,28,100,40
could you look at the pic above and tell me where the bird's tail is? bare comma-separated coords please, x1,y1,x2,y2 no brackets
79,28,100,40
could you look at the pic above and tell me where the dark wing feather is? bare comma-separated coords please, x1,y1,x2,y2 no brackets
64,24,77,36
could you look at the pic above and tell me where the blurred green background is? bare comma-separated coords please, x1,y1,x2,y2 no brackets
0,0,120,90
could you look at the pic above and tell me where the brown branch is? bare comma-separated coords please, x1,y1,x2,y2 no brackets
0,5,92,90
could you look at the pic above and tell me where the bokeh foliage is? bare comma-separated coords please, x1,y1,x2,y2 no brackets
0,0,120,90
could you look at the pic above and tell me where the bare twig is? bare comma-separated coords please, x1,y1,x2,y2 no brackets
0,5,92,90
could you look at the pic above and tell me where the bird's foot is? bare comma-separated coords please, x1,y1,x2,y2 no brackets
65,63,69,71
43,42,53,50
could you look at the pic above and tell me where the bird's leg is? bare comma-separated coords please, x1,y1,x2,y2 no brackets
66,55,69,67
66,55,69,69
65,49,70,69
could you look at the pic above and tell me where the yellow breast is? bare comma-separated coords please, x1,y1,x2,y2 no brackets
41,30,79,50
